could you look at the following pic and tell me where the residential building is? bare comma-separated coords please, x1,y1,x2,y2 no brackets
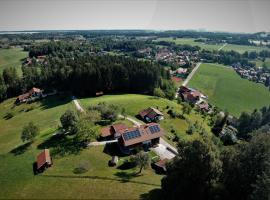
139,107,164,122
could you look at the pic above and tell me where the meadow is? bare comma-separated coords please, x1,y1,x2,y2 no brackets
79,94,212,142
188,63,270,117
154,37,269,53
0,48,28,75
0,94,171,199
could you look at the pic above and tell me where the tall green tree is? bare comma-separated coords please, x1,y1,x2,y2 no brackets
132,151,150,174
221,132,270,200
21,122,39,143
161,137,222,200
60,110,79,133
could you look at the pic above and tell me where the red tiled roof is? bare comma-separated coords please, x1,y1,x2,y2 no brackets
154,158,169,171
139,107,163,119
100,123,128,138
37,149,52,169
100,127,113,137
18,92,30,101
112,123,128,133
29,87,41,95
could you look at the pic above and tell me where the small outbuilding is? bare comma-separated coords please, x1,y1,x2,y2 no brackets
153,158,168,174
139,107,164,122
36,149,52,172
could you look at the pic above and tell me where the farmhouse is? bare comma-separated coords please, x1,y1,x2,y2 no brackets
118,123,165,154
139,107,164,122
100,123,128,139
179,86,201,104
36,149,52,172
15,87,43,104
197,101,210,112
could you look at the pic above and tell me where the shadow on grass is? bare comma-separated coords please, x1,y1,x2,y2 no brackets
114,171,141,183
103,143,127,157
10,142,31,156
39,94,71,110
140,188,164,200
41,174,159,187
37,134,84,157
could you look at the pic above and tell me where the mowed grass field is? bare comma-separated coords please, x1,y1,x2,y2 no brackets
79,94,212,142
188,63,270,117
0,48,28,75
0,95,165,199
253,58,270,70
154,37,269,53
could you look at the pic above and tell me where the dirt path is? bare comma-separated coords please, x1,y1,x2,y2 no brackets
72,97,85,112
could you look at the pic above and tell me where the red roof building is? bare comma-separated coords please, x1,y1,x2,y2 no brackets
37,149,52,171
139,107,164,122
15,87,43,104
119,123,165,147
100,123,128,138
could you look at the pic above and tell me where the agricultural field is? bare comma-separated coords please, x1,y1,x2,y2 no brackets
154,37,269,53
188,63,270,117
0,48,28,75
79,94,212,142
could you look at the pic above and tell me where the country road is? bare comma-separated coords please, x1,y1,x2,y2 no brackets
182,62,202,87
218,43,227,51
72,97,85,112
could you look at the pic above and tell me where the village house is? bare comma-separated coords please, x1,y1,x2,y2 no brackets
139,107,164,122
15,87,43,104
197,101,210,112
179,86,201,104
100,123,128,140
174,67,188,77
36,149,52,173
118,123,165,154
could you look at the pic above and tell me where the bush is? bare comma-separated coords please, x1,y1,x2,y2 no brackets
4,112,14,119
21,122,39,142
186,125,195,135
73,160,90,174
153,87,165,98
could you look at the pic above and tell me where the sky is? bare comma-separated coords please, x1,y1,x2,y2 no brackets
0,0,270,33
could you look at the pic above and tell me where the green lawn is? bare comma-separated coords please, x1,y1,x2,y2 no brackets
0,48,28,75
188,63,270,117
0,95,163,199
154,37,269,53
0,93,213,199
79,94,212,142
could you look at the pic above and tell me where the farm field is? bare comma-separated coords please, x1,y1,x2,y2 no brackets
0,48,28,75
154,37,269,53
79,94,212,142
188,63,270,117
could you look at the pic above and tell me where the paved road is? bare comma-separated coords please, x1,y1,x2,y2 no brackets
72,97,85,112
218,43,227,51
88,139,118,146
182,62,202,87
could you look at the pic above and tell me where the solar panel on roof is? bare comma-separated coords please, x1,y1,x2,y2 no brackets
149,125,160,134
123,130,141,141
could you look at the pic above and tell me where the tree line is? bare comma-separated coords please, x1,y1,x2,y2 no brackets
0,41,168,101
